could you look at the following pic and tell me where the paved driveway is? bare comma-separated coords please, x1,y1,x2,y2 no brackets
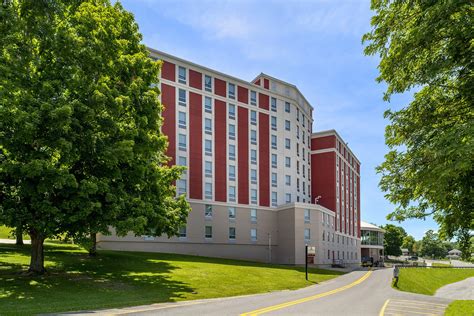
65,268,452,316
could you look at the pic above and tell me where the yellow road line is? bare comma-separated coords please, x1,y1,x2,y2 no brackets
388,299,447,307
240,270,373,316
385,307,441,315
379,299,390,316
388,304,446,311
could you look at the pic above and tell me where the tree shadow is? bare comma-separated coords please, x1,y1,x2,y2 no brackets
0,243,195,315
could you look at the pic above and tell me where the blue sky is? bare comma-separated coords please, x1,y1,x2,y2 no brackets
121,0,438,240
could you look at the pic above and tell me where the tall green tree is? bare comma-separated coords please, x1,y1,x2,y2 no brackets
0,0,189,274
402,235,416,255
382,224,407,256
419,230,447,259
363,1,473,260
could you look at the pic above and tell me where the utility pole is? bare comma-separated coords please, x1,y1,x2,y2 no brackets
268,233,272,263
305,244,308,281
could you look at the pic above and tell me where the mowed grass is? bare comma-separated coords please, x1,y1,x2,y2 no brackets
395,268,474,295
0,226,30,240
0,243,344,315
445,300,474,316
431,262,451,267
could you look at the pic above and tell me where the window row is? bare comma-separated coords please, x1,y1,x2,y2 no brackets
178,225,258,241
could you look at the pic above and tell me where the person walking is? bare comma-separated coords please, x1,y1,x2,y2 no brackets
393,265,400,287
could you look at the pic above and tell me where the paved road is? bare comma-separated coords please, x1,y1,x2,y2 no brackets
435,277,474,300
66,268,452,316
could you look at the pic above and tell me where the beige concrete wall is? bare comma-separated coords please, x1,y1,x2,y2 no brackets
98,202,360,265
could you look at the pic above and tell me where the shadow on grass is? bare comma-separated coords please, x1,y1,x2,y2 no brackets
0,243,195,315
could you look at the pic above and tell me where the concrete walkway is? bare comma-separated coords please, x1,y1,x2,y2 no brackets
0,238,30,244
435,277,474,300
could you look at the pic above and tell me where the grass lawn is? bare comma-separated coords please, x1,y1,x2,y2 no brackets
0,242,344,315
445,300,474,316
0,226,30,240
431,262,451,267
395,267,474,295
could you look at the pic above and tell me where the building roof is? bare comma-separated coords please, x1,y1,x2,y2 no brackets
311,129,361,164
360,221,385,232
448,249,461,254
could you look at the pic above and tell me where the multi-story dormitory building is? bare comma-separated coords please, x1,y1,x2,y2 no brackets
97,48,361,266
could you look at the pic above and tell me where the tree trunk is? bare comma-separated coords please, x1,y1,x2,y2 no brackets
16,227,24,246
29,229,45,274
88,232,97,257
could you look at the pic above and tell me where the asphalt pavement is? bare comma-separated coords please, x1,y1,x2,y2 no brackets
64,267,453,316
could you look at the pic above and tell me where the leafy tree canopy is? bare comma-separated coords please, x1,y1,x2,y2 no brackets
0,0,189,273
419,230,448,259
402,235,416,255
382,224,407,256
363,0,473,260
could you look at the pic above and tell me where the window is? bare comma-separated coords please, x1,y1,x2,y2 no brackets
250,209,257,222
328,250,331,260
285,193,291,203
177,179,187,195
285,120,290,131
228,207,236,220
229,124,236,140
271,97,277,112
179,226,187,238
229,165,236,181
285,102,290,113
271,116,277,130
297,161,300,174
205,183,212,199
304,228,310,241
322,230,325,241
303,148,305,161
250,228,258,241
229,186,236,202
178,156,187,168
178,111,186,129
271,135,277,149
229,227,236,240
297,143,300,156
271,154,277,168
229,144,236,161
205,226,212,239
297,178,300,192
205,75,212,92
250,90,257,105
179,89,186,106
296,126,300,139
303,131,305,144
178,66,186,84
205,161,212,177
205,139,212,156
251,169,257,184
251,149,257,164
285,175,291,186
304,209,310,222
251,189,257,204
271,172,277,187
285,157,291,167
285,138,291,149
205,118,212,134
271,192,277,206
228,83,235,99
178,134,186,151
205,204,212,217
302,116,305,127
205,96,212,113
297,108,300,121
250,130,257,145
228,103,236,119
250,110,257,125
